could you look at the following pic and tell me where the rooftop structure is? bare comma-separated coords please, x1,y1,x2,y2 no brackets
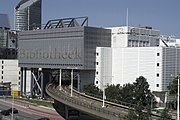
109,26,160,48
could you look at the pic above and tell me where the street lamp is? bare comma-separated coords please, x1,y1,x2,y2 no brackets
95,76,107,108
177,75,179,120
11,84,17,120
102,85,106,107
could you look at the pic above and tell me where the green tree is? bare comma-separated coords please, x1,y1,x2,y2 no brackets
126,76,153,120
120,83,134,103
133,76,153,107
105,84,121,101
83,84,102,97
158,108,171,120
168,77,178,94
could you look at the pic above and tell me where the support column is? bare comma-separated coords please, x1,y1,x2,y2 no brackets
71,69,73,97
41,72,44,99
77,73,80,91
23,68,27,96
65,106,68,119
30,68,34,97
20,67,23,96
59,69,62,90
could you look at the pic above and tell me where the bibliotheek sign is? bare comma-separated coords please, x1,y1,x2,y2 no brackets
19,48,81,60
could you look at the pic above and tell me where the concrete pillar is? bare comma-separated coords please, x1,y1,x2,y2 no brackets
23,67,27,96
77,73,80,91
65,106,68,119
30,68,34,97
20,67,23,96
41,72,44,99
59,69,62,90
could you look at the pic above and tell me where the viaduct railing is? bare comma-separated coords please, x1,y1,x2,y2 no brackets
46,83,161,120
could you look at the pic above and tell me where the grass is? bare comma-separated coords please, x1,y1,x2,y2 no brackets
0,96,54,108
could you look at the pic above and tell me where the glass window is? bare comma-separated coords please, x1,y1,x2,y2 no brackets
156,84,159,87
157,73,159,77
157,53,160,56
96,81,98,84
157,63,159,66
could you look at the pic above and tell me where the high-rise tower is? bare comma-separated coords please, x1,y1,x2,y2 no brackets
15,0,41,31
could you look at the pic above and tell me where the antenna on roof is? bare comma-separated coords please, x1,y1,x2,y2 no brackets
126,8,128,27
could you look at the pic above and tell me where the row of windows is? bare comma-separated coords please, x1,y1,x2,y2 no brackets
1,76,21,80
96,63,160,67
96,52,160,56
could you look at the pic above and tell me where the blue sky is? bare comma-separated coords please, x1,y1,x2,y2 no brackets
0,0,180,38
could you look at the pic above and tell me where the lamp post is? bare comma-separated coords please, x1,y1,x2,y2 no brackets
102,86,106,107
177,75,179,120
11,84,17,120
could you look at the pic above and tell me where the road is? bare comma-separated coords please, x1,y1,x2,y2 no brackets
0,98,64,120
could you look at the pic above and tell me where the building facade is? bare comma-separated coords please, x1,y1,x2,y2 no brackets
15,0,41,31
0,60,20,91
109,26,160,48
95,47,180,92
18,25,111,96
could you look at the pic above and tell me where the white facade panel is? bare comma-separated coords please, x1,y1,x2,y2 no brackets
95,47,180,92
0,60,20,90
95,47,112,89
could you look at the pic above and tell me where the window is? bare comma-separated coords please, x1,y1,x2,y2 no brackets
1,76,3,79
96,71,98,75
157,53,160,56
1,71,3,74
96,53,99,56
96,81,98,84
157,63,159,66
2,61,4,64
157,73,159,77
2,66,3,69
19,76,21,80
96,62,99,65
156,84,159,87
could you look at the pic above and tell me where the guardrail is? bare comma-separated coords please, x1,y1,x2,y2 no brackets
46,84,126,120
46,84,161,120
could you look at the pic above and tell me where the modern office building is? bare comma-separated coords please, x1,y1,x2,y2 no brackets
0,14,10,30
0,14,20,91
18,17,111,97
0,29,18,49
15,0,41,31
109,26,160,48
95,47,180,92
95,26,180,92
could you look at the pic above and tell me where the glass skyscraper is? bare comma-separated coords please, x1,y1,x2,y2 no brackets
15,0,41,31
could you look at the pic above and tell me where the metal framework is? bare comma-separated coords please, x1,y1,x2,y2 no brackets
44,16,88,29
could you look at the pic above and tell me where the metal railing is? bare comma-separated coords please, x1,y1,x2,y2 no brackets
46,84,126,120
46,83,161,120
